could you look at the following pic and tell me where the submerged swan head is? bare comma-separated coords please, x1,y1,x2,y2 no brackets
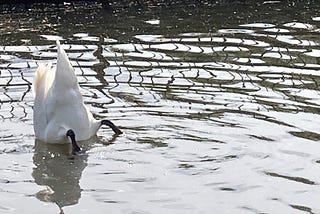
33,40,122,153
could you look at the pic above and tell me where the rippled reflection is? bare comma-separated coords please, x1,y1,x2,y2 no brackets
32,140,88,210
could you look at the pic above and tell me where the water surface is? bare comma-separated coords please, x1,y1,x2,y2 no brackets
0,1,320,213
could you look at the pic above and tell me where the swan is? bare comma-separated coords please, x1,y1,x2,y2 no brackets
33,40,122,153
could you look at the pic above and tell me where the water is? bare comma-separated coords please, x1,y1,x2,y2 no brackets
0,1,320,213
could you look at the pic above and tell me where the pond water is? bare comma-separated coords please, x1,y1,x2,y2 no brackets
0,1,320,213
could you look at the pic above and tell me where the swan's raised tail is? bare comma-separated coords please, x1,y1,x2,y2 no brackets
55,40,78,90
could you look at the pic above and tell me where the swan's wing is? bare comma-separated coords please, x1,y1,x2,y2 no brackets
33,64,45,96
44,88,95,141
33,63,55,139
33,63,54,97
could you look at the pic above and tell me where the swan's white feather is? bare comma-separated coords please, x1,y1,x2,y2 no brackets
33,40,100,143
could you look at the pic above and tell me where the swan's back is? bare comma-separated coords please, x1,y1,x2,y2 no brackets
34,41,99,143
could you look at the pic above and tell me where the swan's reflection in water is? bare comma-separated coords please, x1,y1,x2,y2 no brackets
32,140,88,209
32,137,109,211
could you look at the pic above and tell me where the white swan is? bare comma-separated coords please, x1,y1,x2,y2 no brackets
33,40,122,152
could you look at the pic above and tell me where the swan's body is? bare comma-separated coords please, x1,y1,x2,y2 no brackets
33,41,121,150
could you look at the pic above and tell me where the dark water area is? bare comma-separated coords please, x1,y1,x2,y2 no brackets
0,1,320,213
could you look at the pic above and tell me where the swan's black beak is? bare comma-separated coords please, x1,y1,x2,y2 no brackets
66,129,81,154
101,120,123,135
